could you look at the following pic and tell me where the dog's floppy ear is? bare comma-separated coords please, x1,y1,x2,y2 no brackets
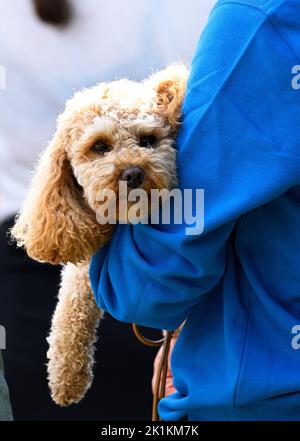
11,124,100,265
147,63,189,127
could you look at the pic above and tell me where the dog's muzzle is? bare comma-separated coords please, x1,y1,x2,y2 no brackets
120,166,145,189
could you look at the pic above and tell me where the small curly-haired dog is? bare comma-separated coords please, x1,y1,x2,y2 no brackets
12,64,188,406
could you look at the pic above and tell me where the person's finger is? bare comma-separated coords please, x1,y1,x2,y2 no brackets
152,337,177,396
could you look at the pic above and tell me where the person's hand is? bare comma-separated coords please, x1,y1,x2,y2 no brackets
152,335,177,397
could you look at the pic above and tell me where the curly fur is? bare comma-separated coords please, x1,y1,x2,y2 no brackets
11,64,188,406
47,262,102,406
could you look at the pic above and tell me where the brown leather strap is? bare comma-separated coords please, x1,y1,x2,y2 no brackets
152,330,174,421
131,324,174,421
132,324,165,347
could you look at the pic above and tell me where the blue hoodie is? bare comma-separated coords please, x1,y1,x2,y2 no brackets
90,0,300,421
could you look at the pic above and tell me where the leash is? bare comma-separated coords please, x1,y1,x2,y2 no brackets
132,324,175,421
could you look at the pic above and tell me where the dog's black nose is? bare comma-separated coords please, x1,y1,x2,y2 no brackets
120,166,145,189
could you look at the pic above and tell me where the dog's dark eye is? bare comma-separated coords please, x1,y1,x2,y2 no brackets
139,135,157,149
91,140,110,154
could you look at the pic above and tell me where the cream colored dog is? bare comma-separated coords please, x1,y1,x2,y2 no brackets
12,64,188,406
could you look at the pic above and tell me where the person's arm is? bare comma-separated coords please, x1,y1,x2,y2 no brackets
90,2,300,330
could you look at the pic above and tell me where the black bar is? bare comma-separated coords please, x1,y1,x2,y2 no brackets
1,421,300,438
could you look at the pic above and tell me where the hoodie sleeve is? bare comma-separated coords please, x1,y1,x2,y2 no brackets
90,1,300,330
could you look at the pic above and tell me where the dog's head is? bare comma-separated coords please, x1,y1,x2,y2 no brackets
12,64,188,264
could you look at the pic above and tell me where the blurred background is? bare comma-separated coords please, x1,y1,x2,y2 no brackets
0,0,216,421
